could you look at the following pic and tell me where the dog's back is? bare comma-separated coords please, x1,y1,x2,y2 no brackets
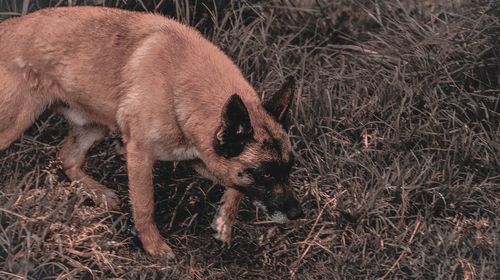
0,6,255,146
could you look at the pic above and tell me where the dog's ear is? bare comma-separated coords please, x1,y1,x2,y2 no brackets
263,77,295,129
214,94,254,158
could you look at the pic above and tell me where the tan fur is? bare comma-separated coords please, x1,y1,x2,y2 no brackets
0,7,295,257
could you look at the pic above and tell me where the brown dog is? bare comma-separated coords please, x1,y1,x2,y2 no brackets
0,6,302,258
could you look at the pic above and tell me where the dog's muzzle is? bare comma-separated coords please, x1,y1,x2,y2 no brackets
254,195,304,223
284,196,304,220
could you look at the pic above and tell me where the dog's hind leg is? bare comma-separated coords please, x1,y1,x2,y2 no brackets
0,107,39,150
0,66,50,150
58,114,119,209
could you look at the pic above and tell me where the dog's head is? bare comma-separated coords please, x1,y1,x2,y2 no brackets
213,78,303,222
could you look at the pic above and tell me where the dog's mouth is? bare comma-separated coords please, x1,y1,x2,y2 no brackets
253,201,290,224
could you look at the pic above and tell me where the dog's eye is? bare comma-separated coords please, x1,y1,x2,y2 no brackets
262,172,272,179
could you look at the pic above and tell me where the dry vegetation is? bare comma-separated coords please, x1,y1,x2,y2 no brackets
1,0,499,279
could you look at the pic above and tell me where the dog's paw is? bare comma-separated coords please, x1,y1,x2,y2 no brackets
77,178,121,210
211,215,232,245
143,240,175,259
101,188,121,209
87,188,120,210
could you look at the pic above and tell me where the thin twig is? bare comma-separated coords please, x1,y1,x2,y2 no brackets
21,0,29,15
0,207,40,222
378,218,422,280
0,271,24,280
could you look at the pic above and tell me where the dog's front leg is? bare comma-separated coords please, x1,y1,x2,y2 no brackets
191,161,243,244
212,188,243,245
126,140,174,258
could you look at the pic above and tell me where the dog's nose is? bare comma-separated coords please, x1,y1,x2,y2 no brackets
286,204,304,220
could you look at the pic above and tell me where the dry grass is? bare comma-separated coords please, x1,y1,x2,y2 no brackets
1,0,499,279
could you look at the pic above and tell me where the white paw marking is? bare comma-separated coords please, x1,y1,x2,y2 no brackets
212,212,232,243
